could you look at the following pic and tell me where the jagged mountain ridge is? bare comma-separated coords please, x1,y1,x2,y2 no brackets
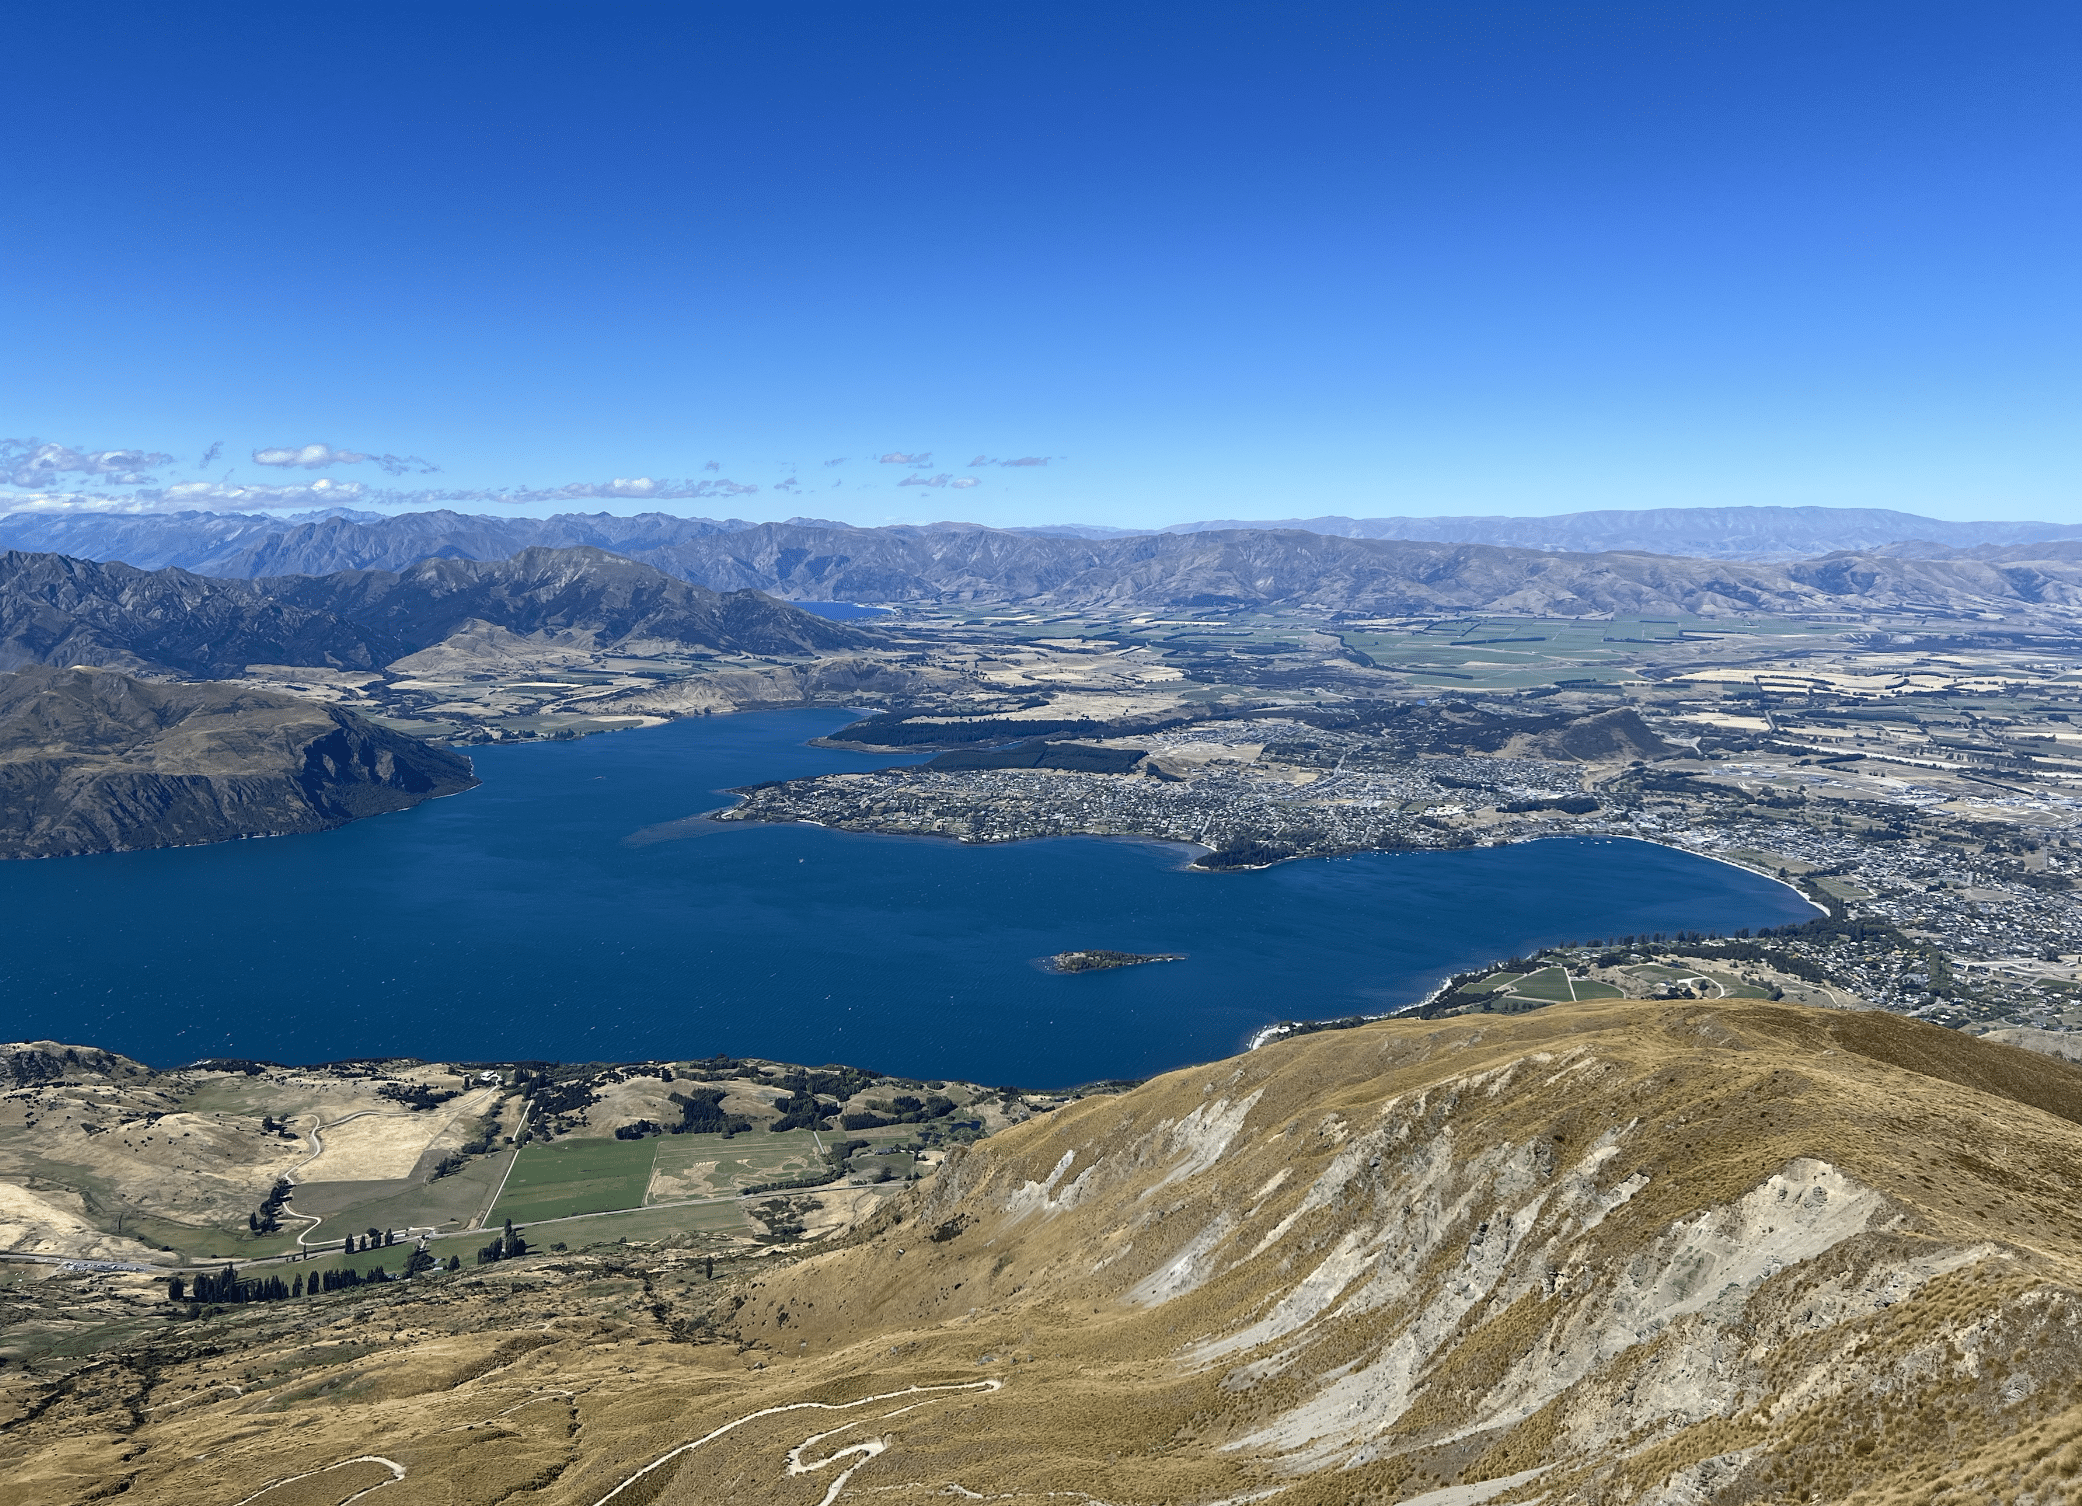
0,546,867,677
14,511,2082,619
0,664,478,858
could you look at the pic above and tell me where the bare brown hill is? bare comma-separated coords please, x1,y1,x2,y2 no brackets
11,1001,2082,1505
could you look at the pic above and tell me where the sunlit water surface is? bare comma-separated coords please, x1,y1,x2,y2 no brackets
2,709,1816,1084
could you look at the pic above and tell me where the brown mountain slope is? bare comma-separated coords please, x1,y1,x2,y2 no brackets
10,1001,2082,1505
0,664,477,858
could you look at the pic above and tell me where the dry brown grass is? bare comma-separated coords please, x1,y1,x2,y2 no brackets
10,1000,2082,1504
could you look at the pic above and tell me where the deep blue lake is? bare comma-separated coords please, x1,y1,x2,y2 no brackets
1,709,1817,1085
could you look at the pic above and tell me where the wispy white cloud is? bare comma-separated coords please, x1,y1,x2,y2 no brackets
197,441,223,470
822,457,847,466
968,455,1054,467
897,472,981,489
879,451,931,466
252,442,365,469
253,443,438,476
0,472,768,515
0,478,372,514
1,438,174,487
408,476,760,504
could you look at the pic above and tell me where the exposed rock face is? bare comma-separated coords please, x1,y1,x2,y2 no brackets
717,1001,2082,1502
0,546,867,677
0,665,479,858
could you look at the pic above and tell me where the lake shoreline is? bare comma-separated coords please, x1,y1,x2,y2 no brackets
1,708,1821,1082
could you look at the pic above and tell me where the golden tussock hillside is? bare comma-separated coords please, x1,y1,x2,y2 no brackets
9,1000,2082,1506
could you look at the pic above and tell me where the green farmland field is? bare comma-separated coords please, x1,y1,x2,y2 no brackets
488,1137,659,1224
1504,967,1577,1002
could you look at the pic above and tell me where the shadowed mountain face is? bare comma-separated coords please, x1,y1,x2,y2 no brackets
0,546,868,676
0,664,479,858
12,1000,2082,1504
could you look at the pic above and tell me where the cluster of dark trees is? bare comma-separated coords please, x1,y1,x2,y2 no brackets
341,1226,400,1253
168,1260,434,1303
518,1071,601,1122
378,1081,462,1111
1498,795,1600,815
840,1093,955,1131
172,1265,297,1303
192,1059,275,1076
826,712,1123,748
477,1219,528,1265
667,1088,751,1136
247,1178,292,1234
311,1264,394,1293
770,1087,836,1133
765,1065,882,1132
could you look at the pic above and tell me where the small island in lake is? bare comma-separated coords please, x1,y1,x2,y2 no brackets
1048,949,1187,973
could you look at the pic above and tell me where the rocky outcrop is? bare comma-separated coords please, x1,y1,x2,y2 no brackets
0,664,479,858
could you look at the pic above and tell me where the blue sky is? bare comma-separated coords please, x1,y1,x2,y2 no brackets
3,2,2077,526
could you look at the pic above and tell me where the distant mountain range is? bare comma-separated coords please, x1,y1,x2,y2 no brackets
6,503,2081,579
0,664,477,858
1030,505,2082,559
0,546,865,678
8,529,2082,642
